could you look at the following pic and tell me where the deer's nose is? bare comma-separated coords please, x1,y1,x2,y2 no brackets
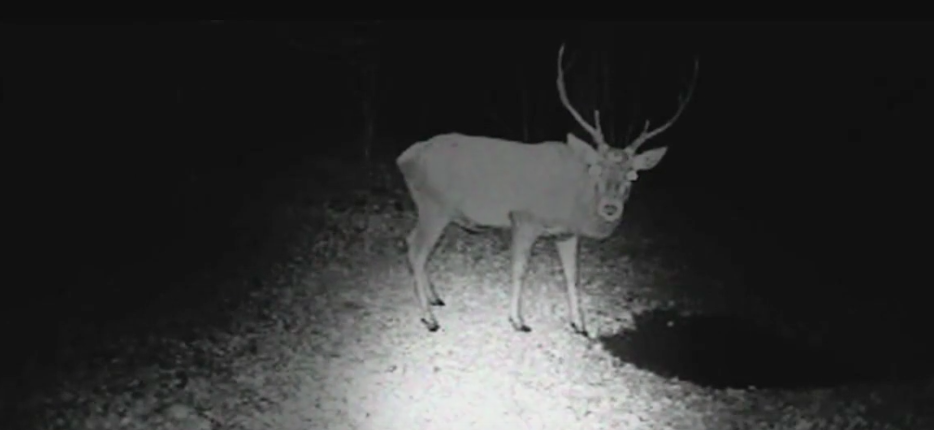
600,202,621,218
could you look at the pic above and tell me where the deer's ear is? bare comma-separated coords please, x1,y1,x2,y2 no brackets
632,147,668,171
567,133,600,164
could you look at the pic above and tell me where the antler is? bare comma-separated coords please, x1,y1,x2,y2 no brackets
625,57,699,154
557,43,608,149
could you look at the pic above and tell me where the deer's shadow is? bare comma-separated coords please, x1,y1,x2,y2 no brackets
598,307,933,390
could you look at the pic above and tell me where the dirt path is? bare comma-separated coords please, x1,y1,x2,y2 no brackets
10,194,931,429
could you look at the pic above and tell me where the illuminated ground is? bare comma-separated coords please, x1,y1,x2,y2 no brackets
7,156,932,430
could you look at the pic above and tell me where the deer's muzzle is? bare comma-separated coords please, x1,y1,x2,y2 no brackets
597,198,623,222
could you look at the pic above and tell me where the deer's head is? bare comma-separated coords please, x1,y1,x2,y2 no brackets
557,43,698,222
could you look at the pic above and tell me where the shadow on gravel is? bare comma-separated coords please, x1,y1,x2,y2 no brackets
598,308,934,390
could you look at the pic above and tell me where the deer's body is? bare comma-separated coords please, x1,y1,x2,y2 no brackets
398,44,698,335
397,133,619,238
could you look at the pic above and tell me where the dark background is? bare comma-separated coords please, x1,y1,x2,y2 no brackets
5,22,931,335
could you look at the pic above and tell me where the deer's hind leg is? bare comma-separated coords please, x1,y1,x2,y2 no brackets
406,203,449,332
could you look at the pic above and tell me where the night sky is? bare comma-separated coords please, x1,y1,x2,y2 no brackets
7,21,932,318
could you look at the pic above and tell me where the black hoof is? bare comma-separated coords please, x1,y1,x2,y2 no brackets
422,318,440,332
509,318,532,333
428,282,444,306
570,322,588,337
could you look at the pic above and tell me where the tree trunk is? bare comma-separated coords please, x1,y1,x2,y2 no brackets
600,49,615,143
358,63,379,253
360,63,378,164
361,98,374,162
518,62,530,142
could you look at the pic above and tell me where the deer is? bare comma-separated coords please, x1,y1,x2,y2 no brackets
396,43,699,336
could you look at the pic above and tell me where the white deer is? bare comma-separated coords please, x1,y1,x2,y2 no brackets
397,44,699,335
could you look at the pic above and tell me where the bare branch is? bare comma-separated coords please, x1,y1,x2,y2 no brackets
557,44,607,148
626,57,700,154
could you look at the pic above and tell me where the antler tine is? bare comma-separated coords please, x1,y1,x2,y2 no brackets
626,56,700,154
557,43,606,148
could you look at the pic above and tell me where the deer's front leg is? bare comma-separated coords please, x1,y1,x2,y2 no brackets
556,234,586,336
